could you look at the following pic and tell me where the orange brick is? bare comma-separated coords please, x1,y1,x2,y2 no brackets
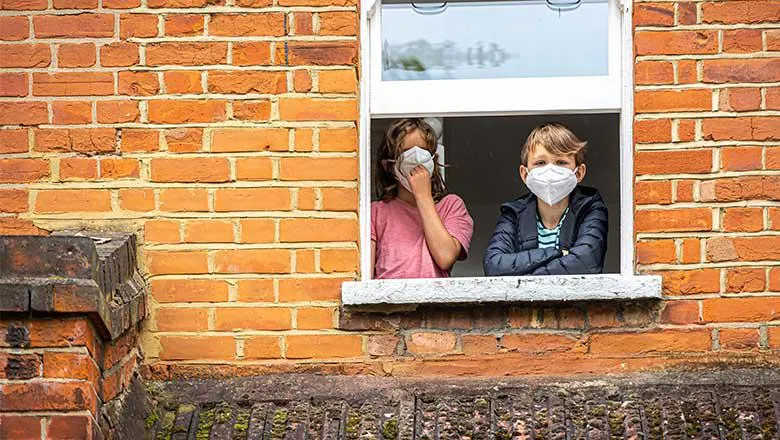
0,16,29,41
0,190,28,213
279,98,357,121
405,332,457,355
635,149,712,175
703,1,779,24
35,190,110,213
634,119,671,144
243,336,281,359
164,14,204,36
319,188,357,212
0,129,28,154
152,279,229,303
636,240,675,264
702,297,780,322
635,30,718,56
501,334,585,354
707,176,780,201
660,300,700,325
0,44,50,68
297,188,317,210
722,207,763,232
295,249,315,273
770,327,780,349
119,189,154,211
680,238,701,264
185,220,234,243
233,100,271,121
723,29,762,53
232,42,272,66
42,352,98,383
144,219,181,244
280,218,358,242
237,279,274,302
211,128,288,152
156,308,209,331
34,128,116,154
278,277,346,302
208,71,287,94
146,42,227,66
209,13,285,37
720,146,762,171
704,59,780,84
52,101,92,124
293,70,312,92
239,219,275,243
118,71,159,96
58,43,96,68
294,128,314,152
633,2,674,26
726,268,765,293
213,249,290,274
120,14,158,38
33,72,113,96
589,330,710,355
286,334,362,358
292,12,312,34
661,269,720,295
121,129,159,152
280,157,357,181
634,181,672,205
59,158,98,180
771,207,780,230
214,307,291,330
159,336,234,360
319,248,358,273
636,208,712,233
319,128,357,152
165,128,202,152
100,42,139,67
151,158,230,183
719,88,761,112
0,159,48,183
676,60,697,84
318,11,357,36
317,69,357,93
677,119,696,141
675,180,695,203
214,188,291,211
678,2,697,24
96,101,140,124
159,188,209,212
148,100,226,123
34,14,113,38
147,251,208,275
635,61,673,85
719,328,760,351
164,71,202,95
282,41,357,66
101,158,139,179
707,236,780,262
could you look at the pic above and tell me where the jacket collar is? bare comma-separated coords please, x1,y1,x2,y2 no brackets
500,186,597,216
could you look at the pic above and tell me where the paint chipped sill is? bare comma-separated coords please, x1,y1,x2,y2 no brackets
341,274,662,306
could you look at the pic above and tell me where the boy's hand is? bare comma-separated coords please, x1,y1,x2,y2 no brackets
408,165,433,202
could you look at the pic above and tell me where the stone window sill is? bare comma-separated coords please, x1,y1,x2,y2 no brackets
341,274,662,306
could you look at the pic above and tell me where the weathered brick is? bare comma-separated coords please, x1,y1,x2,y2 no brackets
164,14,204,36
634,2,674,26
159,336,235,360
210,13,285,36
150,158,230,183
0,102,48,125
34,128,116,154
661,269,721,295
0,159,48,183
635,208,711,232
702,297,780,322
164,71,202,94
33,72,113,96
146,42,227,66
148,100,226,123
243,336,281,358
286,334,362,358
726,268,765,293
211,128,289,152
635,31,718,56
636,240,675,264
34,14,113,38
590,330,710,355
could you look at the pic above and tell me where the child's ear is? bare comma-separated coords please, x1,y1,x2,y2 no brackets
575,163,586,183
519,165,528,183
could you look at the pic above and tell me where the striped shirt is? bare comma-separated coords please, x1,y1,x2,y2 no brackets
537,208,569,249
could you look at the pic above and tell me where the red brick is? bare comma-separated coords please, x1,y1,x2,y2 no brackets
635,89,711,113
676,60,697,84
34,14,113,38
152,279,229,303
147,251,209,275
280,157,357,180
209,13,285,36
634,2,674,26
54,0,97,8
159,188,208,212
118,71,160,96
707,236,780,262
146,42,227,66
0,218,46,235
34,128,116,154
636,240,675,264
0,382,96,412
101,158,139,179
660,300,700,325
286,334,362,358
214,307,291,330
704,59,780,84
0,159,48,183
0,0,47,8
720,146,762,171
0,16,28,40
723,29,763,53
0,415,42,439
661,269,721,295
282,41,358,66
211,128,289,152
405,332,457,355
677,119,696,141
726,268,765,293
709,176,780,201
214,249,291,274
635,61,673,86
719,88,761,112
0,190,29,213
35,190,111,213
233,100,271,121
590,330,710,355
164,71,202,95
104,0,140,8
636,208,711,233
634,119,672,144
279,0,354,5
164,14,204,36
96,100,139,124
232,42,272,66
100,42,139,67
635,31,718,56
144,219,181,243
0,102,48,125
767,148,780,170
635,149,712,175
702,297,780,322
165,128,202,152
119,185,154,208
235,157,274,181
702,1,780,24
280,218,358,242
320,248,358,273
148,100,226,123
296,307,334,329
150,158,229,183
719,328,760,351
120,14,158,38
236,279,274,302
722,207,763,232
0,130,29,154
42,352,98,382
675,180,695,203
0,44,49,68
52,101,91,125
293,69,312,92
318,11,357,36
214,188,291,211
208,71,286,94
33,72,113,96
60,158,97,180
121,129,159,152
0,73,27,97
278,277,347,302
58,43,95,68
156,308,209,331
678,2,697,25
244,336,281,359
159,336,235,360
280,98,357,121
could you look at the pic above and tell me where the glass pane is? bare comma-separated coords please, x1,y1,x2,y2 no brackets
381,0,609,81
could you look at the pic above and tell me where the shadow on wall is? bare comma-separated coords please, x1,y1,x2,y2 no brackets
371,114,621,276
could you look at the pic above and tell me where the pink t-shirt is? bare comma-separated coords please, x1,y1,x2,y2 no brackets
371,194,474,279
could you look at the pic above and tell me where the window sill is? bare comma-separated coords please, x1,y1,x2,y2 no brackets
342,274,662,306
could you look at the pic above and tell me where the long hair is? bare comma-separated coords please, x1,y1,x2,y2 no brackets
375,118,448,202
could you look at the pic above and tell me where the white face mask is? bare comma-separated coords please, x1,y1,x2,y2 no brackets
525,164,578,206
394,146,435,192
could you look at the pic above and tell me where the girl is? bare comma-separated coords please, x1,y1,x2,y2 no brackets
371,118,474,279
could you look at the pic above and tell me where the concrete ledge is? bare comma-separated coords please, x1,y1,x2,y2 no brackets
342,274,662,306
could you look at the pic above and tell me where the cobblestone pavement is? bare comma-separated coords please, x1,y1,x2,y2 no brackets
147,369,780,439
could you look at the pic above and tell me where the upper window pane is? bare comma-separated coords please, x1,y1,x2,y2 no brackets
381,0,609,81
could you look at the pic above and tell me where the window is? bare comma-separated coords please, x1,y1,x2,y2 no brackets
346,0,662,304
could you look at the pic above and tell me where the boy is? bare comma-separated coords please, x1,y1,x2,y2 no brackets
483,123,607,276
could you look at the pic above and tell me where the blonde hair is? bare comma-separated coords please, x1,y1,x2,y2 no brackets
521,123,587,166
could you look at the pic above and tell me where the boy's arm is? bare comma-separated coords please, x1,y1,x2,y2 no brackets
531,199,608,275
483,209,562,276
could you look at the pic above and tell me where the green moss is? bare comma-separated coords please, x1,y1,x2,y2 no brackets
215,402,233,424
173,404,196,433
145,411,159,430
381,418,398,439
155,411,176,440
270,408,288,439
233,408,251,440
346,413,361,435
196,408,216,440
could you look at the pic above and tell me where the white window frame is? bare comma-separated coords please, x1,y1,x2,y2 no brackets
347,0,661,304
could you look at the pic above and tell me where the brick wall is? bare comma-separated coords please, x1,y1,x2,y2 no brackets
1,0,779,378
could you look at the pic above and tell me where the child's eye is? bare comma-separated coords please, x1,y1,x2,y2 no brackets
556,160,568,165
534,161,546,166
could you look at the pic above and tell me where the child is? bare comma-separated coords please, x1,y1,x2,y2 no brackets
372,118,474,279
483,123,607,276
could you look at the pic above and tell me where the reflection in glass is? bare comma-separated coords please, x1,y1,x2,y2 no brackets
381,0,609,81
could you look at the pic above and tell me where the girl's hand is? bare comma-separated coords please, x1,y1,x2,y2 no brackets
408,165,433,202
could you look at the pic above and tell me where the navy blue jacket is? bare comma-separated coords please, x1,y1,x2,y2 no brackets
483,186,608,276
